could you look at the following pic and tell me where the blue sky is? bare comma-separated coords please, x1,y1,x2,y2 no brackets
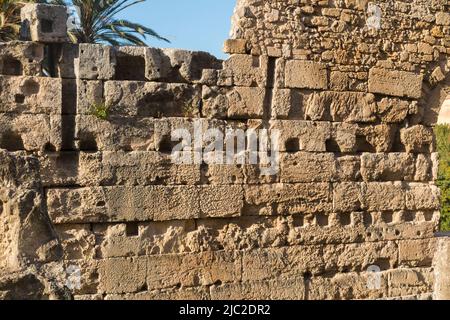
118,0,236,59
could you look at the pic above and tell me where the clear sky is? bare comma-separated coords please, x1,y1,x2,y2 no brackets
118,0,237,59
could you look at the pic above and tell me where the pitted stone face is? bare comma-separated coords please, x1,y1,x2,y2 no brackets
0,0,449,300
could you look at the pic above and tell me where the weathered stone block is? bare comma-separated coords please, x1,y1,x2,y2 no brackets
400,125,434,153
285,60,328,89
147,251,242,290
368,68,423,99
245,183,332,215
361,153,416,181
76,44,116,80
20,4,68,43
104,81,202,118
271,120,331,152
200,185,243,217
98,257,147,294
46,186,201,224
280,152,335,183
399,239,437,267
306,91,376,122
0,41,44,76
223,39,249,54
271,88,303,119
202,85,266,119
222,54,268,87
0,76,62,114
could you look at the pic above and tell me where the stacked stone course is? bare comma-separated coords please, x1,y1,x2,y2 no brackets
0,1,450,299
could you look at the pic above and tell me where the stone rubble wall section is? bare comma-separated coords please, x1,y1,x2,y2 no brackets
0,0,449,300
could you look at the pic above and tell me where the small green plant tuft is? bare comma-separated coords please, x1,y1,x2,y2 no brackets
90,102,110,120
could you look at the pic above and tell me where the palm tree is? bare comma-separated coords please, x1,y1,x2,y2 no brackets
0,0,30,41
50,0,169,46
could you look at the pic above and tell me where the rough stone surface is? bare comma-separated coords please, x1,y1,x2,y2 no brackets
0,0,449,300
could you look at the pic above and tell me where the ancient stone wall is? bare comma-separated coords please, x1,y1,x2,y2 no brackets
0,1,449,300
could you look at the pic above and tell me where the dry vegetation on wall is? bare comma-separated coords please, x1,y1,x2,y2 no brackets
436,125,450,231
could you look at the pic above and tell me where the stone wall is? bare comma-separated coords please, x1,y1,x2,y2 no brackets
0,1,449,300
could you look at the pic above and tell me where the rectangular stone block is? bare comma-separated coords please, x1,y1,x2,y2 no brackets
305,91,377,122
0,113,61,152
0,76,62,114
270,120,331,152
75,115,156,151
308,271,388,300
103,81,202,118
271,88,304,119
77,80,104,115
285,60,328,89
98,257,147,294
76,44,116,80
20,4,68,43
361,153,416,181
398,239,437,267
334,182,407,212
280,152,335,183
202,86,266,119
147,251,242,290
210,277,305,300
368,68,423,99
46,186,200,224
101,151,201,186
241,246,324,281
405,183,441,210
387,268,434,298
0,41,44,76
222,54,268,87
200,185,244,217
244,183,332,215
223,39,249,54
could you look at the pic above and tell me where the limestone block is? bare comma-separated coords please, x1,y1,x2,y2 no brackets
405,183,441,211
144,47,171,81
100,151,201,186
103,81,202,118
334,182,407,212
146,251,242,290
46,186,201,224
399,239,437,267
414,154,434,181
210,277,305,300
376,97,412,123
271,88,303,119
202,85,266,119
387,268,434,298
309,271,388,300
54,43,79,78
368,68,423,99
271,120,331,152
162,49,222,83
0,113,61,152
222,54,268,87
200,185,244,217
223,39,249,54
0,76,62,114
361,153,416,181
433,237,450,300
98,257,147,294
436,12,450,26
76,44,116,80
20,4,68,43
75,115,156,152
241,246,324,281
0,41,44,76
305,91,377,122
280,152,335,183
400,125,434,153
285,60,328,89
38,152,103,187
244,183,332,215
77,80,104,115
